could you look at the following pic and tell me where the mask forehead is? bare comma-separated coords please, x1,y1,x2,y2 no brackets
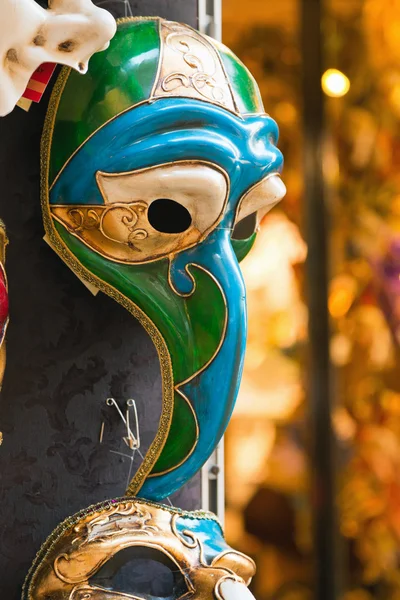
47,16,265,182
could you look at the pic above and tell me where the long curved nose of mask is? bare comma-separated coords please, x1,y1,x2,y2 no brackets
137,227,246,500
237,174,286,224
54,216,246,501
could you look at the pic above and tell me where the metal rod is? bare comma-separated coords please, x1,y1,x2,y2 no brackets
201,443,225,524
198,0,224,525
300,0,339,598
198,0,222,39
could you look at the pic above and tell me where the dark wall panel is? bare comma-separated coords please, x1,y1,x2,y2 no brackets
0,1,199,596
118,0,198,21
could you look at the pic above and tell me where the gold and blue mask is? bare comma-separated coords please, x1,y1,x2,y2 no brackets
23,497,257,600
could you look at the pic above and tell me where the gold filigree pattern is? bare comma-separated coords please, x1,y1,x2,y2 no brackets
64,202,149,251
53,503,161,585
153,21,236,111
71,502,159,546
161,36,226,104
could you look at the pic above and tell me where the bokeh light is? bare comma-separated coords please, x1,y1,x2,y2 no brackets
322,68,351,97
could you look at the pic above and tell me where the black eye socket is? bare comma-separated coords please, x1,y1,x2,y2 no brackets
89,546,190,600
231,212,258,240
148,199,192,234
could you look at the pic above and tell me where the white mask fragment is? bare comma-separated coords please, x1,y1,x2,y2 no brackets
0,0,116,116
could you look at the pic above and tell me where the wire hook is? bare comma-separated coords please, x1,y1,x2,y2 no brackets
106,397,139,449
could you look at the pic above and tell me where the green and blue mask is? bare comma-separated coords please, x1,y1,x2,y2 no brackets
42,17,285,501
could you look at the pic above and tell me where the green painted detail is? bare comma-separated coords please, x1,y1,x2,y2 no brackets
55,225,225,383
182,265,226,379
54,222,226,472
57,228,226,383
232,233,257,262
50,19,160,183
152,391,198,474
215,40,264,115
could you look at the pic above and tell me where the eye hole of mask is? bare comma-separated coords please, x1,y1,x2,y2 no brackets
148,199,192,234
89,546,190,599
231,212,258,241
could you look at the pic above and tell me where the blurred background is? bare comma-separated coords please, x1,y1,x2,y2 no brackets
222,1,400,599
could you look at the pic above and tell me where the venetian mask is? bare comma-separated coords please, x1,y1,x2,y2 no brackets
41,17,286,501
23,498,256,600
0,0,116,116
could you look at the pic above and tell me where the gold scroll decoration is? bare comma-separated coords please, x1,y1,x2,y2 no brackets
153,20,237,112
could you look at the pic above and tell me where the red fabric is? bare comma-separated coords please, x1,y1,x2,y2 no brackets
29,62,56,84
23,88,42,102
22,63,56,103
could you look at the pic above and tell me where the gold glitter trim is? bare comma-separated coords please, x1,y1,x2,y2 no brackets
41,61,174,499
148,388,199,478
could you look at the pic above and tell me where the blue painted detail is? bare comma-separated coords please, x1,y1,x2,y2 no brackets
175,515,231,563
50,97,283,222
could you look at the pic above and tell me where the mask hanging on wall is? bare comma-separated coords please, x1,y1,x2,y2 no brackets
23,17,286,599
41,17,286,502
23,497,257,600
0,0,116,116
